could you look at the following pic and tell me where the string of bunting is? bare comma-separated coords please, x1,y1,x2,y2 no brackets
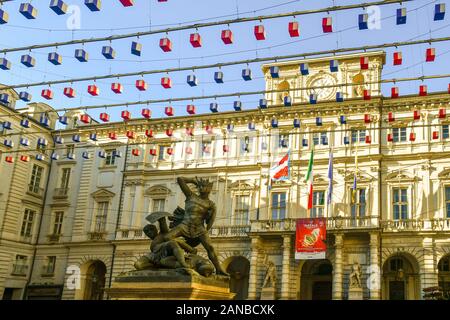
2,116,450,164
0,0,424,56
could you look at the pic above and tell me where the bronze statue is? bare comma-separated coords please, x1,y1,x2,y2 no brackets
163,177,228,276
135,176,228,277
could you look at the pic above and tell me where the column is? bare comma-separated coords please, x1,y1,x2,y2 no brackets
281,235,292,299
421,237,438,299
369,232,381,300
332,233,343,300
248,236,261,300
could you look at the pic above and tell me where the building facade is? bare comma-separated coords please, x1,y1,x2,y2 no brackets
1,52,450,300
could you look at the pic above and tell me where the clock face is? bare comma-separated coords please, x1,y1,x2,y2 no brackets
308,73,337,101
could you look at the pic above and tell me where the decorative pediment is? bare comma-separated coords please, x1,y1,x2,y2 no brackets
313,174,331,186
270,179,294,187
385,172,417,183
344,172,373,183
91,188,115,200
438,168,450,180
228,180,258,191
145,185,171,198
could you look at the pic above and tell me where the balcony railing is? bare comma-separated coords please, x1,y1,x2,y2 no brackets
47,234,61,242
11,264,28,276
210,225,251,237
53,188,69,199
250,216,381,233
27,184,44,197
381,218,450,232
112,218,450,240
116,229,146,240
327,216,379,229
88,231,107,241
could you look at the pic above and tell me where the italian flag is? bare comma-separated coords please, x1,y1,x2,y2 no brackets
306,149,314,210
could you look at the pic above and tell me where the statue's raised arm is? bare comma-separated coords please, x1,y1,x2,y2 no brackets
177,177,196,198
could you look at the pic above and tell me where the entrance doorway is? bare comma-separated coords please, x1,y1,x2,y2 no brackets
389,281,405,300
382,254,420,300
300,260,333,300
75,260,107,300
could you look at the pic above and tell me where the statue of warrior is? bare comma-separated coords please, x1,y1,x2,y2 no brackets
163,177,228,276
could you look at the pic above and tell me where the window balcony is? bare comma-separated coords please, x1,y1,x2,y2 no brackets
27,184,44,197
116,229,146,240
327,216,379,229
47,234,61,242
209,225,251,237
11,264,28,276
381,218,450,232
250,216,380,233
88,231,107,241
53,188,69,199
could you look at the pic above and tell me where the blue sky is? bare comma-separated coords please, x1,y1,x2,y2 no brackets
0,0,449,123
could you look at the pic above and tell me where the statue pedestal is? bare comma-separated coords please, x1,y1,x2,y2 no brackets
106,269,235,300
260,287,276,300
348,287,364,300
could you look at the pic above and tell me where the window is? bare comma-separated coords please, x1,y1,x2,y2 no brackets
44,256,56,275
105,149,116,166
439,256,450,272
158,146,166,161
313,132,328,146
351,188,366,218
311,191,325,218
446,186,450,218
20,209,35,238
66,144,75,157
278,134,289,148
443,125,449,139
94,201,109,232
271,192,286,220
389,258,404,272
240,136,253,154
37,142,46,152
13,255,28,275
393,188,408,220
392,127,407,142
28,164,44,194
351,129,366,143
200,141,212,158
234,195,250,225
60,168,71,190
152,199,165,212
52,211,64,235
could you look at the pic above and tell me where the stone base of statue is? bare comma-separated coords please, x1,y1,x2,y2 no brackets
348,287,363,300
106,269,235,300
260,287,276,300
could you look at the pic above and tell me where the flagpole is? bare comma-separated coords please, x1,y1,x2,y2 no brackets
327,146,333,219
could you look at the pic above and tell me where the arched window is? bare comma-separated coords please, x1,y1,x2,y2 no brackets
352,73,365,97
276,80,290,104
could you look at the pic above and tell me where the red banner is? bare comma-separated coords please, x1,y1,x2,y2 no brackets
295,218,326,260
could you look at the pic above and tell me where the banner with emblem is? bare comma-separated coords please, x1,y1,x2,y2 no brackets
295,218,327,260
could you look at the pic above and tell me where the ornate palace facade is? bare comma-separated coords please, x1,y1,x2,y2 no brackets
1,51,449,300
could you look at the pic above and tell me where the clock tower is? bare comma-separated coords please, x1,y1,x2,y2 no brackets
261,51,385,106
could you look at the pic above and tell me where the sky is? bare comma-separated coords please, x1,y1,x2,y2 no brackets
0,0,449,124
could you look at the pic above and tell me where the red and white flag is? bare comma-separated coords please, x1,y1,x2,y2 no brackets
270,151,290,181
